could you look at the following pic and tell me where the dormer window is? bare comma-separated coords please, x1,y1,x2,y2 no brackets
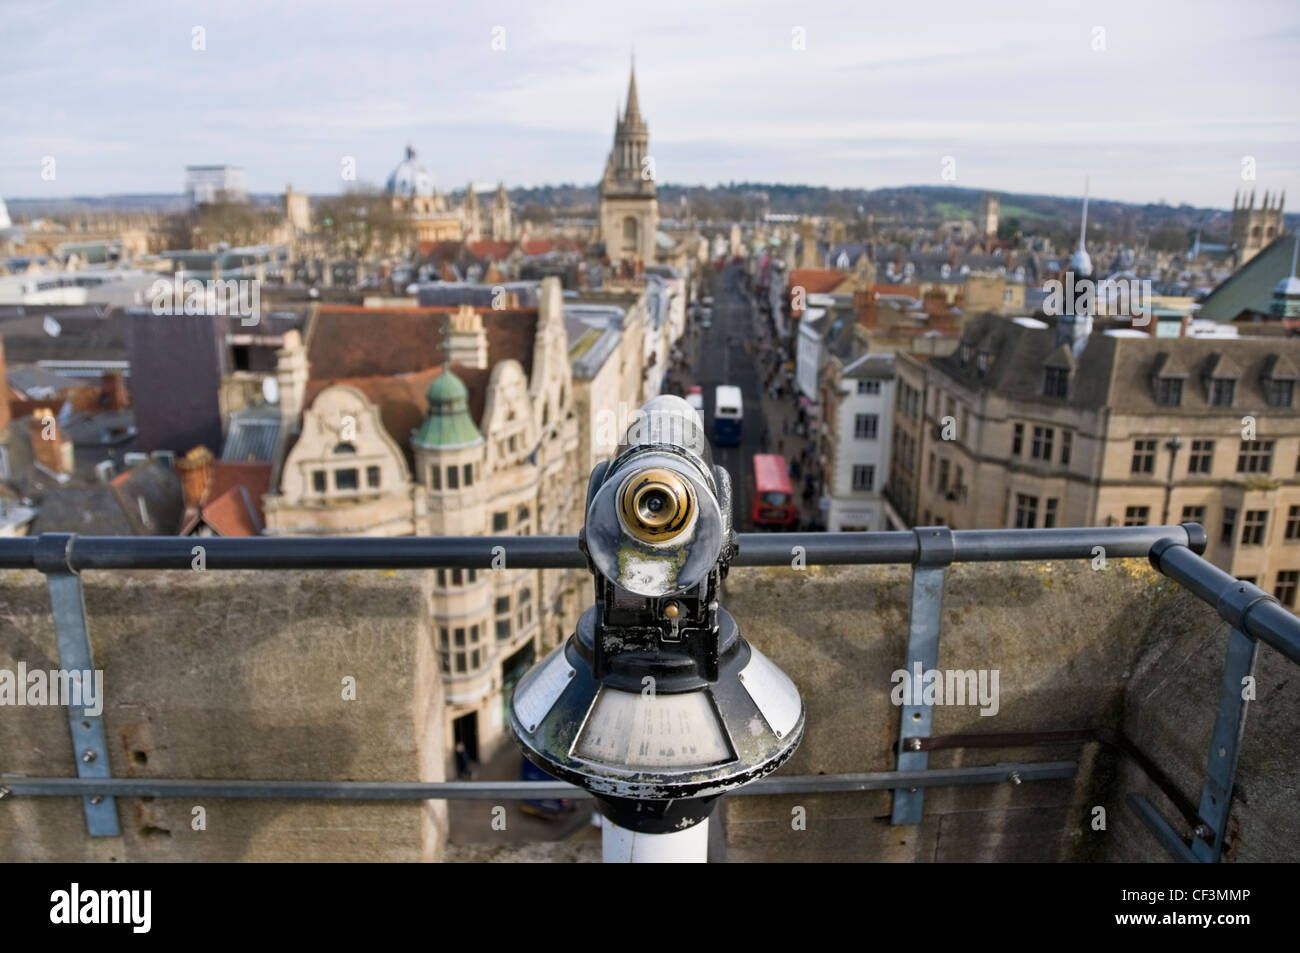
1044,366,1069,397
1150,352,1188,407
1267,378,1295,408
1209,378,1235,407
1154,377,1183,406
959,342,973,366
977,351,991,375
1260,354,1298,408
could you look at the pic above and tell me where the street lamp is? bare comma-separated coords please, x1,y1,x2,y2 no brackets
1162,435,1184,526
510,395,804,862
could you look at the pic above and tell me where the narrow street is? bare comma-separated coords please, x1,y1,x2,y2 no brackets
670,262,822,532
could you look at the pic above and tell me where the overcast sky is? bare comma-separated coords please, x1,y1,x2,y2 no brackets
3,0,1298,208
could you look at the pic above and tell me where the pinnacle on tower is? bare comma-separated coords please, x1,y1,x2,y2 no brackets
624,60,642,125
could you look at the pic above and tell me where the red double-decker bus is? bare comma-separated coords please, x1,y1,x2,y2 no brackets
752,454,797,529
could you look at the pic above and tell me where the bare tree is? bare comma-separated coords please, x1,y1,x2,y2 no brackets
193,201,278,248
315,187,413,261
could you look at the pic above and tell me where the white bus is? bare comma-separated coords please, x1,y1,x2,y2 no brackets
713,384,743,446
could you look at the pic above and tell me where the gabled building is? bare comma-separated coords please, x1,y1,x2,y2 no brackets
261,278,584,767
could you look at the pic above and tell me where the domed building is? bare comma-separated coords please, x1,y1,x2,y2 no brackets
387,145,437,201
382,145,515,245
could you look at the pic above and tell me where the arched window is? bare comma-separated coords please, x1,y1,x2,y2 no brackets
334,442,357,454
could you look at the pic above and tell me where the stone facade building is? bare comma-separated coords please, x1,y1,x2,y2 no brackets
263,278,584,767
890,312,1300,609
385,147,515,245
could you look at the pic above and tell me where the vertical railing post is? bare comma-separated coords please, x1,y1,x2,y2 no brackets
34,533,120,837
891,527,952,825
1190,627,1257,862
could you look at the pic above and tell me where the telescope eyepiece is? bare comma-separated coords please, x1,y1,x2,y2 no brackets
618,467,695,544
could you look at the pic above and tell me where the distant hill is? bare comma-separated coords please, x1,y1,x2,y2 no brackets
11,184,1294,247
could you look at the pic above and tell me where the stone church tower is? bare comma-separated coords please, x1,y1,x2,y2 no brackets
599,63,658,269
1232,189,1285,265
979,193,999,239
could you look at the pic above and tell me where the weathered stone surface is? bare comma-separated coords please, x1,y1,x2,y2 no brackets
717,558,1298,863
1108,595,1300,862
0,568,447,862
3,554,1294,862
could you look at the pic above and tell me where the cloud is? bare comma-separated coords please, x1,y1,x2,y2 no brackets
2,0,1297,207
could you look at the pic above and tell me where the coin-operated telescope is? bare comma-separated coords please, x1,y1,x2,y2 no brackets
510,395,803,862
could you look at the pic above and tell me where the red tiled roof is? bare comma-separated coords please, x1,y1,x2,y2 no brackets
418,240,463,259
306,306,537,382
467,240,516,261
303,363,492,457
789,269,848,295
205,461,271,525
201,485,262,537
522,240,553,255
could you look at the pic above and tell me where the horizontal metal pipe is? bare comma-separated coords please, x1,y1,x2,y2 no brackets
1151,542,1300,665
0,762,1075,800
0,526,1201,572
951,525,1201,562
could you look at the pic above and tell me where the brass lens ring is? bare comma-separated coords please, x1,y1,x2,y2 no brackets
618,468,696,544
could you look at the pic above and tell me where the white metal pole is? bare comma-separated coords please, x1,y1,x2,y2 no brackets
601,818,709,863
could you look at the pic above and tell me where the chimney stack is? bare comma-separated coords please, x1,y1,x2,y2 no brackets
176,445,215,509
29,408,67,475
101,371,129,411
446,305,489,369
275,329,309,434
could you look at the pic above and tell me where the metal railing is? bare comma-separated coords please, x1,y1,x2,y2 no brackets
1,524,1296,862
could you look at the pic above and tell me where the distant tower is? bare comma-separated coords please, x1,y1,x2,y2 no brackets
979,193,1000,239
283,185,310,232
492,182,513,240
598,61,658,269
1056,181,1093,356
1231,188,1285,265
463,182,481,241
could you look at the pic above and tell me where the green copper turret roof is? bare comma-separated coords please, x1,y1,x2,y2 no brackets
412,368,482,449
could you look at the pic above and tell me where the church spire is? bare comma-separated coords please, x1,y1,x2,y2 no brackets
1069,178,1092,278
624,59,642,125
